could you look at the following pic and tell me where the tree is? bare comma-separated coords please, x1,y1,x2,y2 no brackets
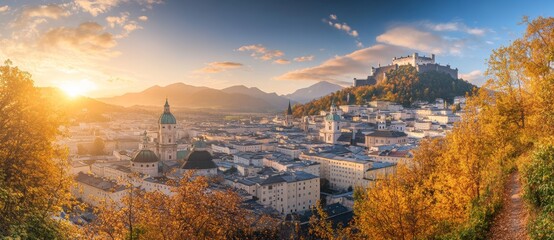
91,137,105,156
308,201,354,240
86,172,269,239
0,60,75,238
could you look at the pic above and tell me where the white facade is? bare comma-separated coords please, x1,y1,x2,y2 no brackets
256,173,319,214
320,103,342,144
300,153,372,191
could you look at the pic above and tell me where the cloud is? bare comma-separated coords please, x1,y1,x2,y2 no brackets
119,21,142,37
293,55,314,62
38,22,117,56
324,14,362,47
325,14,359,37
424,21,487,36
75,0,121,16
376,26,465,55
0,5,10,13
138,15,148,21
275,44,406,83
460,70,485,85
106,12,129,28
195,61,244,73
138,0,164,9
273,59,290,64
15,4,70,26
237,44,285,61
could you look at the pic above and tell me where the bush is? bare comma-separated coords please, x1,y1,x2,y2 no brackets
523,145,554,239
524,146,554,212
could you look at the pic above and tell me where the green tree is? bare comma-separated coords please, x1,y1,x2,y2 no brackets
92,137,106,156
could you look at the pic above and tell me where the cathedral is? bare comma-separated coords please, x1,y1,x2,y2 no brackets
140,99,178,162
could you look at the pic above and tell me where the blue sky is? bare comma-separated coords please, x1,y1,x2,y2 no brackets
0,0,552,97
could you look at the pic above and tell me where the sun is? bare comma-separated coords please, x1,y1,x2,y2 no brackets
59,79,97,98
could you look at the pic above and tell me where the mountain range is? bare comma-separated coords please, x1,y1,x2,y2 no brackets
97,81,343,112
285,81,344,103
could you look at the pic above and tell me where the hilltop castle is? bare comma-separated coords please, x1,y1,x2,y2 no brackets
353,53,458,87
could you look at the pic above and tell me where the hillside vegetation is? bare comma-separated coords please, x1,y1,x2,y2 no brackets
293,65,475,117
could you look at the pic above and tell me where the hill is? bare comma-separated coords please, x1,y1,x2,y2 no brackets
285,81,344,103
39,87,126,122
221,85,291,108
293,65,476,117
98,83,289,112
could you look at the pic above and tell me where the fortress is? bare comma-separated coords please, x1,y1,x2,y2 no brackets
353,53,458,87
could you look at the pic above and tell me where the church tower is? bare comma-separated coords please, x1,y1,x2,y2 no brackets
320,100,342,144
158,99,178,161
284,101,294,127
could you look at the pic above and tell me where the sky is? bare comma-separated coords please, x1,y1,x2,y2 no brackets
0,0,553,98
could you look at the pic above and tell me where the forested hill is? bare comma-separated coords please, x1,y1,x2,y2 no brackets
292,65,477,117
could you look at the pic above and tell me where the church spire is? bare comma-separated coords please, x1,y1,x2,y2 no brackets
286,100,293,115
164,98,170,113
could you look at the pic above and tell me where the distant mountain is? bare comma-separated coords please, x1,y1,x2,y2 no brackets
285,81,344,103
98,83,287,112
221,85,291,109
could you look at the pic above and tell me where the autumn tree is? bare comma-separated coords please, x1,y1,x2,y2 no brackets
0,60,75,238
355,138,444,239
86,172,269,239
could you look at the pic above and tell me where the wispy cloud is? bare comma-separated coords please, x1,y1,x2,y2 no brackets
74,0,121,16
460,70,485,85
376,26,465,55
15,4,70,26
293,55,314,62
0,5,10,13
424,21,487,36
106,12,129,28
138,15,148,21
323,14,363,48
273,59,290,64
38,22,118,56
237,44,285,61
195,61,244,73
275,44,406,83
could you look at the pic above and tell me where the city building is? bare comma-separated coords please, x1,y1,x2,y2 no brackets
365,131,408,148
319,101,342,144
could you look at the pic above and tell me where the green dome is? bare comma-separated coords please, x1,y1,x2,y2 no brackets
159,112,177,124
132,149,159,163
326,113,341,121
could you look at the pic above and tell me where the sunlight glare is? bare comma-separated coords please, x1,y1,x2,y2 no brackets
59,79,97,98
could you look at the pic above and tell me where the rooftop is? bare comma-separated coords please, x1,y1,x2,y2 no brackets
75,172,127,192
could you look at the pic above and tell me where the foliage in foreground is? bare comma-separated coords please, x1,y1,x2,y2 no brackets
523,145,554,239
0,61,77,238
85,173,280,239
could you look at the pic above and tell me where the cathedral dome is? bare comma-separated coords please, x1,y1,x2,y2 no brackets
159,112,177,124
181,150,217,170
326,113,341,121
132,149,160,163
